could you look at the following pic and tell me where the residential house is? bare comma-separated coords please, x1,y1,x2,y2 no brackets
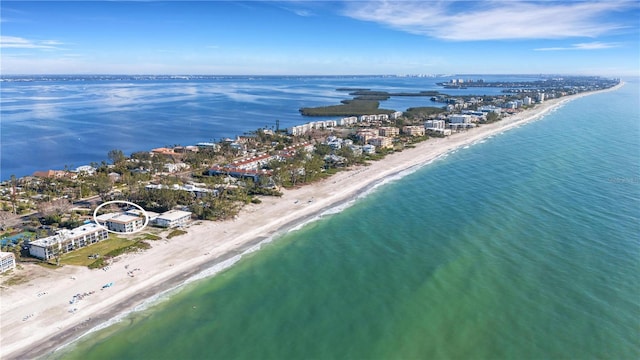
32,170,68,179
348,145,363,156
151,147,176,156
196,142,220,151
326,136,343,150
146,183,216,198
362,144,376,154
108,172,122,183
74,165,96,175
163,162,189,173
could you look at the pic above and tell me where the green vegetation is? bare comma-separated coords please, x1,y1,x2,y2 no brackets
299,89,443,117
483,112,501,123
129,186,194,213
136,233,162,241
61,235,132,266
404,107,446,119
349,90,391,101
87,241,151,269
350,90,440,97
299,100,395,117
167,229,187,239
58,235,150,268
1,272,30,286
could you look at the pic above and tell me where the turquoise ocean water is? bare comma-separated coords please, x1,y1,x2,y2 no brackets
56,81,638,359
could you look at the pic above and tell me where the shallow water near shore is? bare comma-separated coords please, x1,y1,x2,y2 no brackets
53,81,639,359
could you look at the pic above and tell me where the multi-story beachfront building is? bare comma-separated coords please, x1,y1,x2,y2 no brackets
402,126,426,136
424,120,452,136
425,120,445,130
155,210,192,228
478,105,502,114
0,252,16,273
28,223,109,260
359,114,389,122
338,117,358,126
355,129,379,143
105,214,144,233
379,127,400,137
390,111,403,119
368,136,394,149
288,120,337,136
448,114,474,124
96,212,145,233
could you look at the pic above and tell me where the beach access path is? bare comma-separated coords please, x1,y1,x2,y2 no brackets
0,84,622,360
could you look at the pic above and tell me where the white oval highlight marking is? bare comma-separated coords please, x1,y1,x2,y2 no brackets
93,200,150,234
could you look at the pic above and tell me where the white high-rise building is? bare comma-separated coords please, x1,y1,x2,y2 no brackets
424,120,445,130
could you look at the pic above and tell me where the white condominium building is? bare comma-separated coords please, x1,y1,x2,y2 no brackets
425,120,445,130
155,210,192,228
0,252,16,273
28,223,109,260
96,212,145,233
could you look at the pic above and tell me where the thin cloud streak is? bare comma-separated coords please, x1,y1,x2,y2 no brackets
535,42,621,51
0,35,64,49
342,1,632,41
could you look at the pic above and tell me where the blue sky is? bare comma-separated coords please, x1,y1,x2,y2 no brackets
1,1,638,76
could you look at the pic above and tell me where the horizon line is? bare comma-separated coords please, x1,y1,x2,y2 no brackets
0,73,625,78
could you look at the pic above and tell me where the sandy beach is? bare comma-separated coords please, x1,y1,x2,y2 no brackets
0,85,621,359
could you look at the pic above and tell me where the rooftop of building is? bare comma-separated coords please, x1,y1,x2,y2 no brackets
157,209,192,221
30,223,105,247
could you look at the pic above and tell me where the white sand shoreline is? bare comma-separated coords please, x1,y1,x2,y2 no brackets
0,83,623,359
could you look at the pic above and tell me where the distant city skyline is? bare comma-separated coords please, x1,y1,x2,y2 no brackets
1,1,638,76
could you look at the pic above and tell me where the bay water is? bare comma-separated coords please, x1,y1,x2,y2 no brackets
2,75,520,180
49,80,640,359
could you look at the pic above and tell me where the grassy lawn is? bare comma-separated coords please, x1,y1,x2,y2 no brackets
60,235,136,267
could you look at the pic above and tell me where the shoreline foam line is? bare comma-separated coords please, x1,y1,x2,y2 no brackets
0,82,624,360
